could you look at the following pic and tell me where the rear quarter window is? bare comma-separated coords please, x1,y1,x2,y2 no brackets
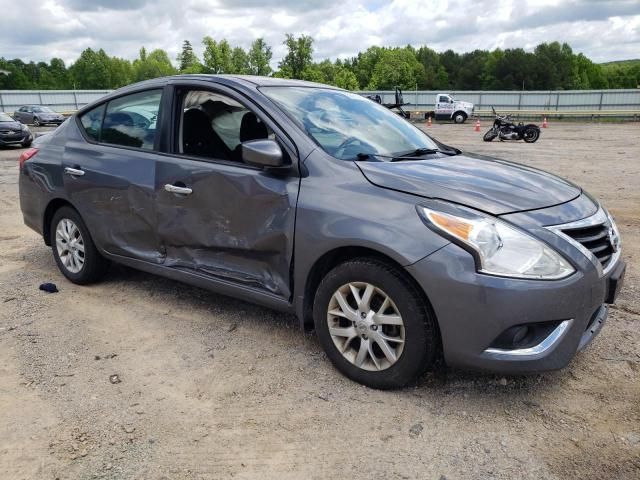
79,104,106,141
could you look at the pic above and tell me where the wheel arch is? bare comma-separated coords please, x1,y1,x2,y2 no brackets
42,198,76,246
453,110,468,122
299,246,440,338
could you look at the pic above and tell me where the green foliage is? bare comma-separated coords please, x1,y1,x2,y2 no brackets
247,38,272,76
367,47,424,90
177,40,200,72
279,34,314,79
132,48,177,81
1,36,637,91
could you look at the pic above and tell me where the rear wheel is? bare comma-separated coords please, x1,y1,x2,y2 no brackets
50,206,109,284
313,258,438,389
523,127,540,143
33,117,41,127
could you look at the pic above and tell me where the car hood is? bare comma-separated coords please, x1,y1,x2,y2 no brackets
0,121,24,131
356,152,581,215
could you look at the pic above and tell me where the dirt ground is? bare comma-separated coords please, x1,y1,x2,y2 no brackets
1,121,639,480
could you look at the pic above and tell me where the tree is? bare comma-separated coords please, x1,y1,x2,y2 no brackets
247,38,272,76
278,34,314,79
367,47,424,90
177,40,200,72
231,47,249,74
202,37,232,74
69,48,111,88
133,47,176,81
333,66,359,90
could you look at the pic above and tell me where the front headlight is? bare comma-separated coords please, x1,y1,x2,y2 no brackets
418,204,575,280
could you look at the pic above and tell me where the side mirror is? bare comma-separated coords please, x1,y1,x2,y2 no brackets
241,139,284,168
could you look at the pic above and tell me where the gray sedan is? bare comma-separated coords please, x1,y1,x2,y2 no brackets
18,75,625,389
14,105,65,126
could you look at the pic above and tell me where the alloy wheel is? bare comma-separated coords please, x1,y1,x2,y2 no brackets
55,218,85,273
326,282,405,371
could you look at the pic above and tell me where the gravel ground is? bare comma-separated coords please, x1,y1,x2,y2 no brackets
0,122,639,479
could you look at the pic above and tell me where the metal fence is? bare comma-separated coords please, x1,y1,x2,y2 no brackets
359,89,640,115
0,90,111,113
1,88,639,116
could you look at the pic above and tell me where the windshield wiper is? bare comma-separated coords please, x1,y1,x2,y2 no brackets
391,147,458,161
354,147,460,162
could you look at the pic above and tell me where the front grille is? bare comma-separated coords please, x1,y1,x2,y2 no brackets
562,222,614,268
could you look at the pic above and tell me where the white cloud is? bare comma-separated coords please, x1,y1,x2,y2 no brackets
0,0,638,65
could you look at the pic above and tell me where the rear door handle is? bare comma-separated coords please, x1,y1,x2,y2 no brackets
164,184,193,195
64,167,85,176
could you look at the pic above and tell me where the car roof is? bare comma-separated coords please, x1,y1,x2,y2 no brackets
76,75,344,115
115,74,339,93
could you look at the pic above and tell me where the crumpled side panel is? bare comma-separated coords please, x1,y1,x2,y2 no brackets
63,140,164,263
156,159,297,298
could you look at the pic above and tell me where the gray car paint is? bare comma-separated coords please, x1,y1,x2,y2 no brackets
18,75,623,374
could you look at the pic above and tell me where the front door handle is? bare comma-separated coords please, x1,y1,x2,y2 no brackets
164,184,193,195
64,167,85,176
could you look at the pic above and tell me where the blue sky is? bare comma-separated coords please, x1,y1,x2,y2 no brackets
0,0,638,65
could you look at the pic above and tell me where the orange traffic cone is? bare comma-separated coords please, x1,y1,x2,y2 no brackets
474,119,480,132
427,115,432,127
542,117,548,128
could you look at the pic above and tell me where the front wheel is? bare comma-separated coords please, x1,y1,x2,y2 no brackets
483,129,497,142
313,258,438,389
50,206,109,284
523,127,540,143
453,112,467,124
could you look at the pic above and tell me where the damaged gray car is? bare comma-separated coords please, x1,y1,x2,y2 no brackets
19,75,625,389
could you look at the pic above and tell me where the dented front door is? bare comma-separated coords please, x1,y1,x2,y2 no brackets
154,158,298,299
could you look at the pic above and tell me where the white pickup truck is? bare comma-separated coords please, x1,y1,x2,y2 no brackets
431,93,474,124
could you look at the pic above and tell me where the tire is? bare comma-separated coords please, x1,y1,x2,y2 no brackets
523,127,540,143
453,111,467,124
50,206,109,284
33,117,41,127
313,258,438,389
483,130,497,142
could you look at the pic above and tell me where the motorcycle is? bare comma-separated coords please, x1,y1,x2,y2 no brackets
483,107,540,143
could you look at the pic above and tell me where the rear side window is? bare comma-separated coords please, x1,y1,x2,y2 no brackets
102,90,162,149
79,104,105,141
78,89,162,149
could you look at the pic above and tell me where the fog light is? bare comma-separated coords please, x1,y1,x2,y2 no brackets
512,326,529,345
489,321,562,350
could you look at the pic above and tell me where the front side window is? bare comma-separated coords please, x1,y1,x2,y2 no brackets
79,104,106,141
101,90,162,149
262,86,438,160
439,95,450,103
178,90,273,162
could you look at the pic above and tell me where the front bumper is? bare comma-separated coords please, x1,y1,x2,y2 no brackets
406,243,625,373
0,132,31,145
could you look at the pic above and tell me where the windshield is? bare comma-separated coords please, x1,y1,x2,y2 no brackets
0,113,15,122
33,106,54,113
261,86,438,160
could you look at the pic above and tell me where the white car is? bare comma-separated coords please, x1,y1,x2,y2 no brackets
433,94,474,123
